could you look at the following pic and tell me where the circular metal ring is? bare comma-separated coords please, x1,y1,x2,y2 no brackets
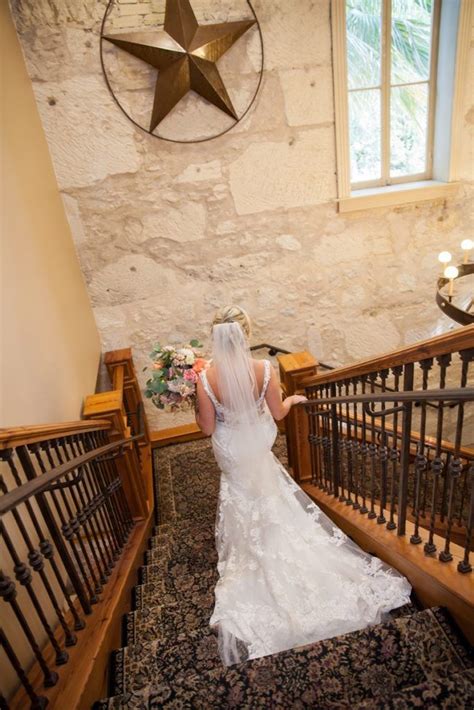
436,263,474,325
99,0,264,144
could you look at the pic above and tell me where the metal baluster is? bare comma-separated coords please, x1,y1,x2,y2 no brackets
0,571,58,688
85,433,127,550
0,476,77,647
387,366,403,531
410,358,432,545
321,385,331,493
377,370,389,525
421,447,432,519
1,450,85,629
74,436,120,566
344,380,354,506
397,362,414,536
94,431,133,532
330,382,340,498
31,441,101,599
336,381,346,501
62,437,111,580
439,350,470,562
0,522,68,665
15,446,93,614
359,377,369,514
0,627,48,709
458,463,473,573
352,378,360,510
367,372,378,519
457,461,469,527
53,438,108,587
424,353,451,554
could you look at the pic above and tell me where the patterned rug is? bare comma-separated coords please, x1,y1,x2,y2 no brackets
95,437,474,709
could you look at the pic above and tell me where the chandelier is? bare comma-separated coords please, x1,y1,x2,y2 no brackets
437,240,474,325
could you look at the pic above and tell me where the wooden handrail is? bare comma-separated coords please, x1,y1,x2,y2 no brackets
0,419,112,450
300,387,474,406
0,430,144,517
301,325,474,387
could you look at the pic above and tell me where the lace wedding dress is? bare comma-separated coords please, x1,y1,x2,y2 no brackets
200,326,411,667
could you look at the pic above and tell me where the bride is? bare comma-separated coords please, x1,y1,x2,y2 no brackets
195,305,412,667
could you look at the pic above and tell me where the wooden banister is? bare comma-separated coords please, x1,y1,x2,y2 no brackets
302,325,474,387
1,347,154,709
0,419,112,450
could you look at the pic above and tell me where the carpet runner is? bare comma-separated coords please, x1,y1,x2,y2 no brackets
95,438,474,709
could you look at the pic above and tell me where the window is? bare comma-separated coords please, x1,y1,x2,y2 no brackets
347,0,439,187
332,0,470,211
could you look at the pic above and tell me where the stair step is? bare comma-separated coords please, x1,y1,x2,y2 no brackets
107,607,473,707
125,588,215,645
354,667,474,708
112,626,217,697
153,513,216,539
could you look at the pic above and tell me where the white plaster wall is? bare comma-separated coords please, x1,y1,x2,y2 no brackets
10,0,474,429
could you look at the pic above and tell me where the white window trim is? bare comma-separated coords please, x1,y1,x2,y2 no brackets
331,0,471,213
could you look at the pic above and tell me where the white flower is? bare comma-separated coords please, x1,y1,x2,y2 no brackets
178,347,195,365
167,379,183,393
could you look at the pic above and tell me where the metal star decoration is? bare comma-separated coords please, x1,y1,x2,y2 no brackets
104,0,256,132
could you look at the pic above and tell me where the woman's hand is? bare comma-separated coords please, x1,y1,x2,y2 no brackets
291,394,308,405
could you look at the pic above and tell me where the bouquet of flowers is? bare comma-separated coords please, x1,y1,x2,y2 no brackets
144,339,208,411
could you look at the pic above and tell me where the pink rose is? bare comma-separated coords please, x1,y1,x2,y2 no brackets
183,369,198,383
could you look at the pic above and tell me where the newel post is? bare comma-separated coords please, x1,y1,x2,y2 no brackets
83,348,152,520
277,351,318,483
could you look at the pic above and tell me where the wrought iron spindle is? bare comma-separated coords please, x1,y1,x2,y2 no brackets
0,571,58,688
88,432,129,549
387,366,403,531
53,439,108,587
458,463,473,573
73,436,120,567
330,382,341,498
424,353,451,554
0,627,48,709
410,358,432,545
351,378,360,510
61,437,112,580
377,369,389,525
94,431,133,532
85,433,127,550
0,475,77,647
440,351,471,562
1,450,86,629
336,381,346,501
0,522,68,664
28,443,100,602
344,380,354,505
15,446,93,614
397,362,414,536
359,377,369,514
367,372,378,519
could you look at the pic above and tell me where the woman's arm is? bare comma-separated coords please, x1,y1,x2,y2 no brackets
265,366,307,421
195,377,216,435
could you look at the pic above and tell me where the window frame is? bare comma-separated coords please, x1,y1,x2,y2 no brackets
331,0,470,212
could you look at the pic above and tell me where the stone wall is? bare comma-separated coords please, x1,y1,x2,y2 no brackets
10,0,474,429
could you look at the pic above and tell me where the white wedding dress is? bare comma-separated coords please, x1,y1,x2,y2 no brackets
200,333,411,667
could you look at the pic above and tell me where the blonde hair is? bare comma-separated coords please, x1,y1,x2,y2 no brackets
212,305,251,337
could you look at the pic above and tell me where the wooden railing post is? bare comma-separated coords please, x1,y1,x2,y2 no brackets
83,389,148,520
277,351,318,483
104,349,154,510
